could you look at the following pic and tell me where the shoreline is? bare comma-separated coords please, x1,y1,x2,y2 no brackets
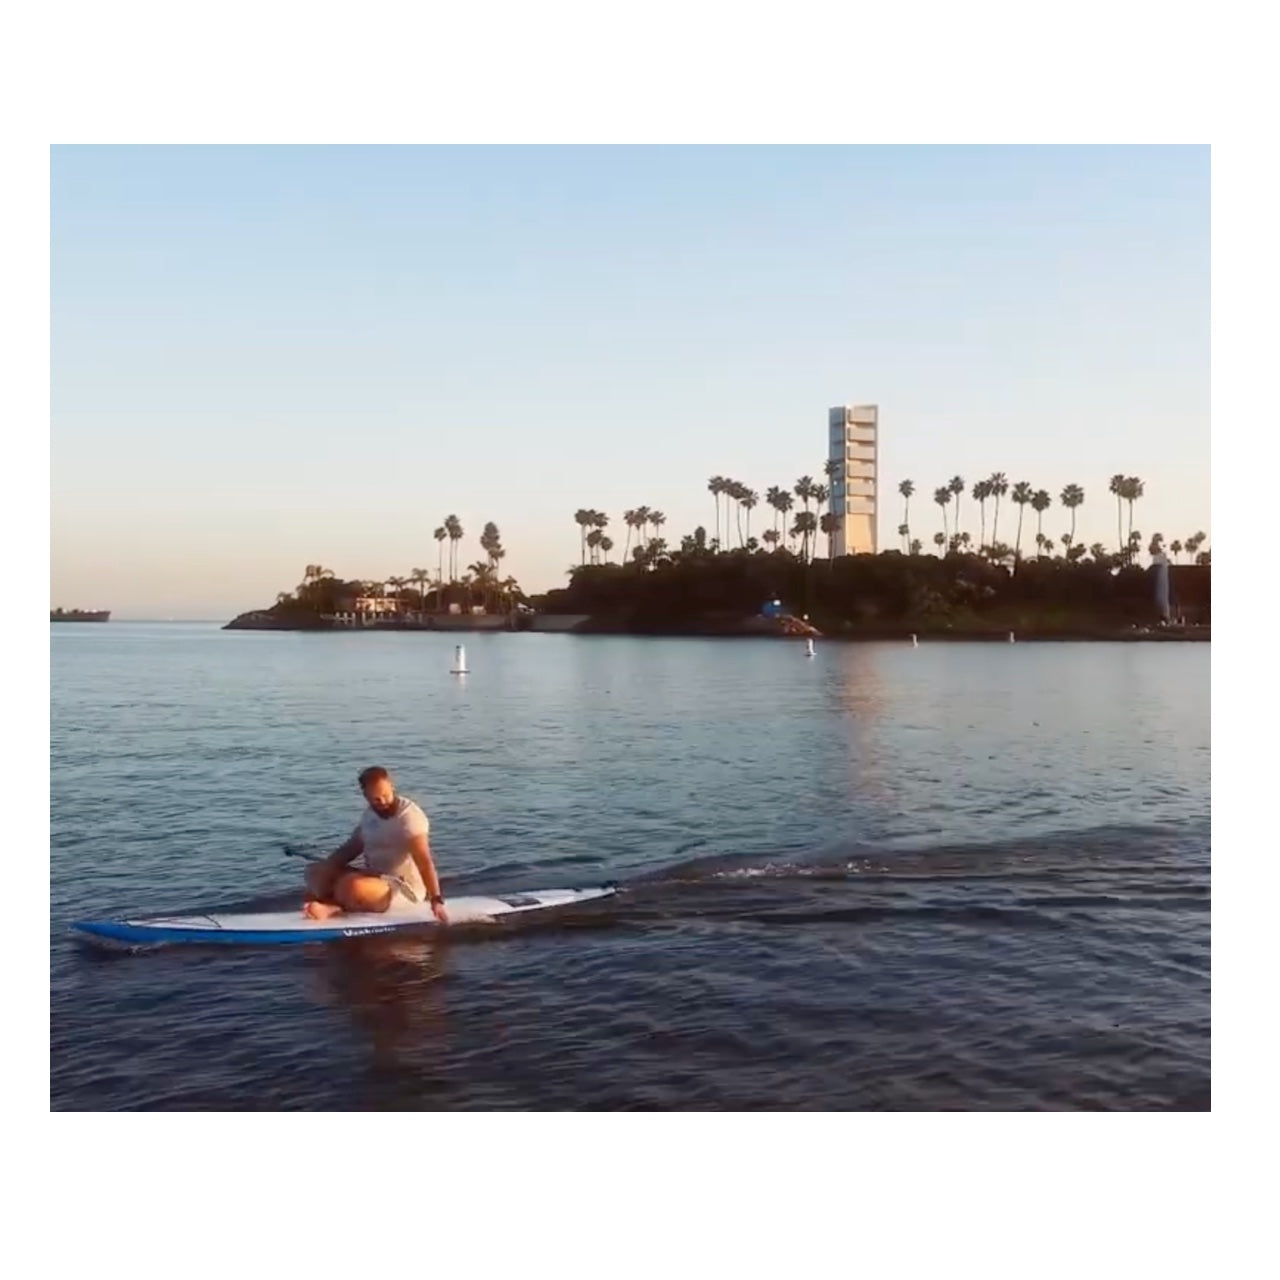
222,612,1209,642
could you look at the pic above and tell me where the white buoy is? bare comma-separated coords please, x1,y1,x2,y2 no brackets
910,633,918,648
805,638,816,658
451,644,469,674
1008,631,1015,643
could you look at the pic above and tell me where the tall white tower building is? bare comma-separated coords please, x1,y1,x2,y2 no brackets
827,404,878,556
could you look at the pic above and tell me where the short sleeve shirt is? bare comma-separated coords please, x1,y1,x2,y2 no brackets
357,797,430,898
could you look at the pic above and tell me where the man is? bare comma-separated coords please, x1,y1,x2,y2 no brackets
303,766,448,923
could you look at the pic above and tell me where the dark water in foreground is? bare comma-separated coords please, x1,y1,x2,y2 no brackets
50,624,1210,1110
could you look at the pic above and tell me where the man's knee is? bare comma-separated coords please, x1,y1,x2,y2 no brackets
335,873,392,913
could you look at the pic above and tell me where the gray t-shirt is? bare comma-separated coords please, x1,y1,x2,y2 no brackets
356,796,430,899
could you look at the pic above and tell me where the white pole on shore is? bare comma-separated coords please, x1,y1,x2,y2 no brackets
910,634,918,647
451,644,469,674
1008,631,1016,643
805,638,816,658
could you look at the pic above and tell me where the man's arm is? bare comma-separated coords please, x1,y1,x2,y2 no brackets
408,834,446,919
313,830,363,896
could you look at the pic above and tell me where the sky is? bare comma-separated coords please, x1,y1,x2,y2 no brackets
50,144,1210,619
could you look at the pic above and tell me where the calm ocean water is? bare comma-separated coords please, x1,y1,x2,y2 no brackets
50,623,1210,1110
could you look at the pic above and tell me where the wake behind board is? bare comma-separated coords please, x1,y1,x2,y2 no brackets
73,885,618,947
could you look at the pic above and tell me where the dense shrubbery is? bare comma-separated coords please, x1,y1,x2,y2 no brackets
534,547,1210,634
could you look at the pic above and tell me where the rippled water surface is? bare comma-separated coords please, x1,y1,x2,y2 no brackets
51,624,1210,1109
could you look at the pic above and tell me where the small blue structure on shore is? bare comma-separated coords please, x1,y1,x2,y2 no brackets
760,598,784,618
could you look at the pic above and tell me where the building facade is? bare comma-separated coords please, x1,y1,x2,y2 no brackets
828,404,878,556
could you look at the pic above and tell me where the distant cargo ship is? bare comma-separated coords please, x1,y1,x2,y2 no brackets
50,608,110,622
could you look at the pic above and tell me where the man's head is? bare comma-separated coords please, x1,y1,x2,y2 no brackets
358,766,398,817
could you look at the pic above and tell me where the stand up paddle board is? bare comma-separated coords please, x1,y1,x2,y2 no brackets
73,885,619,947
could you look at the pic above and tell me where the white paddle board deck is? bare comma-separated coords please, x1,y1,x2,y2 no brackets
73,885,619,947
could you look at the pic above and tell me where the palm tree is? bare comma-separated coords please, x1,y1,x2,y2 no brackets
824,459,841,513
622,509,639,562
740,492,758,545
573,508,593,565
1170,539,1184,563
820,512,839,559
933,531,946,555
1123,477,1144,547
910,538,923,556
899,480,914,550
434,526,447,588
762,529,780,552
949,476,965,541
707,476,727,549
410,568,430,612
933,486,951,545
1011,481,1033,562
1148,532,1165,558
1030,489,1051,553
1060,484,1085,550
972,479,991,549
775,491,795,551
1109,474,1127,555
387,576,408,609
766,486,786,542
585,529,603,565
813,483,829,527
480,522,503,573
897,522,910,553
725,482,745,546
794,476,815,518
600,536,614,564
959,531,972,553
649,511,666,549
445,515,464,581
792,511,818,562
988,473,1009,546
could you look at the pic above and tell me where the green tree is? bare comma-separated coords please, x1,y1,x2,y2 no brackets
972,479,992,549
1060,484,1085,552
1011,481,1033,562
434,526,447,590
1109,474,1126,555
820,512,839,559
1030,489,1052,553
949,475,965,541
933,486,951,545
899,479,915,552
988,473,1009,546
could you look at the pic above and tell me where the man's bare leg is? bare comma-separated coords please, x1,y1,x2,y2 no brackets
303,871,394,920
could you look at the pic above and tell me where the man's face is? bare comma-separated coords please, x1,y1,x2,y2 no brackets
363,776,397,817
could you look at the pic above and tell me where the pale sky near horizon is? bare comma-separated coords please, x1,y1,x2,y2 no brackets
51,144,1209,619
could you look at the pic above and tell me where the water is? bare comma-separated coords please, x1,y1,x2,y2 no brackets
50,624,1210,1110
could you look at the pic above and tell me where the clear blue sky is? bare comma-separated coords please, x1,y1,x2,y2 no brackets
51,145,1209,618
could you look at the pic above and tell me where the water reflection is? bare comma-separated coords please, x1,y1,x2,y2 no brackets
829,644,894,806
307,934,453,1106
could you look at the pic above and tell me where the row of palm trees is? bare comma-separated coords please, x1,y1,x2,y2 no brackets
707,474,839,560
576,466,1209,572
